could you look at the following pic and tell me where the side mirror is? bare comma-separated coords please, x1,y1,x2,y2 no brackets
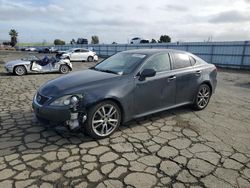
139,69,156,80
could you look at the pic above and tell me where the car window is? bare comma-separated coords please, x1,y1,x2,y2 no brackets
74,49,80,52
189,56,196,66
142,53,171,73
172,53,192,69
94,53,147,75
80,49,89,52
22,56,40,61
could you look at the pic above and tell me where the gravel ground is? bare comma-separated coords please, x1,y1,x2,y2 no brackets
0,51,250,188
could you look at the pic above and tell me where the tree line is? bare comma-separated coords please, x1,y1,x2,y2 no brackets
4,29,171,46
55,36,100,45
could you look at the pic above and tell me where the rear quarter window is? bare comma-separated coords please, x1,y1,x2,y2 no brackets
172,52,192,69
189,56,196,66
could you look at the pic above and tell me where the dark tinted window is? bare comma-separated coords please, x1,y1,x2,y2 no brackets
80,49,89,52
74,49,80,52
172,53,192,69
142,53,171,72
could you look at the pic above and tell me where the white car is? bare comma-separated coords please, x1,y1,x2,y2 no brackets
59,48,98,62
130,37,149,44
130,37,142,44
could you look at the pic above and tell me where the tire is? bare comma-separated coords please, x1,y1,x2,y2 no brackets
87,56,94,62
14,65,26,76
85,100,121,139
59,64,70,74
56,54,61,58
193,84,211,110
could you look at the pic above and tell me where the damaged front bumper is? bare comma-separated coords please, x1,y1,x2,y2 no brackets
32,96,87,130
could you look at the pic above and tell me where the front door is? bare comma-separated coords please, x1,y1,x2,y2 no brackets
70,49,81,61
134,53,176,116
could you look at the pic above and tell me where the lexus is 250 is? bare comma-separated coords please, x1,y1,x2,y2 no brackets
33,49,217,139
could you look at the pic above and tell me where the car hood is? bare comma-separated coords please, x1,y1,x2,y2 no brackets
5,60,29,66
39,69,120,97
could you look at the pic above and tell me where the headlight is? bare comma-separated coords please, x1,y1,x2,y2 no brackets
49,94,82,106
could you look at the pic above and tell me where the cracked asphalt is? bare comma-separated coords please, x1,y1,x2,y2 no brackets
0,51,250,188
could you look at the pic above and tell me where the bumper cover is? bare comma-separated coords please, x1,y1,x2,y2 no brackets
4,66,13,73
94,55,99,61
32,99,71,122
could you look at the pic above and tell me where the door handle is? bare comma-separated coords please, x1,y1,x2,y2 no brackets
196,70,202,74
168,75,176,82
195,70,202,76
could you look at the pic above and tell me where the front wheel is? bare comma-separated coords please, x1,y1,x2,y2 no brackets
85,101,121,139
14,65,26,76
59,65,70,74
87,56,94,62
193,84,211,110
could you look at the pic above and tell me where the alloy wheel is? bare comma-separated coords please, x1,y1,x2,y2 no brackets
15,66,26,76
197,86,210,109
88,56,93,62
60,65,69,74
92,104,119,137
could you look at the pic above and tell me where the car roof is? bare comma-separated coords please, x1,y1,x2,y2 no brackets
122,48,189,56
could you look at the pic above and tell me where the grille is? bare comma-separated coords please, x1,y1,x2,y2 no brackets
36,93,50,105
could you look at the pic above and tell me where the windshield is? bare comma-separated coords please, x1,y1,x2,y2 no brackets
93,53,147,75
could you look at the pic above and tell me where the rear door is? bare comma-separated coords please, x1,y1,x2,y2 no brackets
134,53,176,115
80,49,89,61
170,52,202,104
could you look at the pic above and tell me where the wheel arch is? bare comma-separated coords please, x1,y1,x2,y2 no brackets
192,81,213,104
60,64,72,72
87,56,94,61
201,80,213,93
65,63,72,71
87,97,125,123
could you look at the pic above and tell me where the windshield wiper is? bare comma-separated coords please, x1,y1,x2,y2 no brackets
100,69,118,74
91,67,118,75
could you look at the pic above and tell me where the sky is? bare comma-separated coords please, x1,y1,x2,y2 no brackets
0,0,250,44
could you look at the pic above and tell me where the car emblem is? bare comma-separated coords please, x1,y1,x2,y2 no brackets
37,95,42,102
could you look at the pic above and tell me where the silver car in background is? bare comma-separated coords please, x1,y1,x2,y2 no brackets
4,55,72,76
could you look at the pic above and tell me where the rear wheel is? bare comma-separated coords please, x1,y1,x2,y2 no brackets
59,65,70,74
87,56,94,62
14,65,26,76
193,84,211,110
85,100,121,139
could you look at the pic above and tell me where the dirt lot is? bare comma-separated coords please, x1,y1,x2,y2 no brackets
0,51,250,188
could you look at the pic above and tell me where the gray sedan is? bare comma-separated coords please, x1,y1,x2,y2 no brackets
33,49,217,139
